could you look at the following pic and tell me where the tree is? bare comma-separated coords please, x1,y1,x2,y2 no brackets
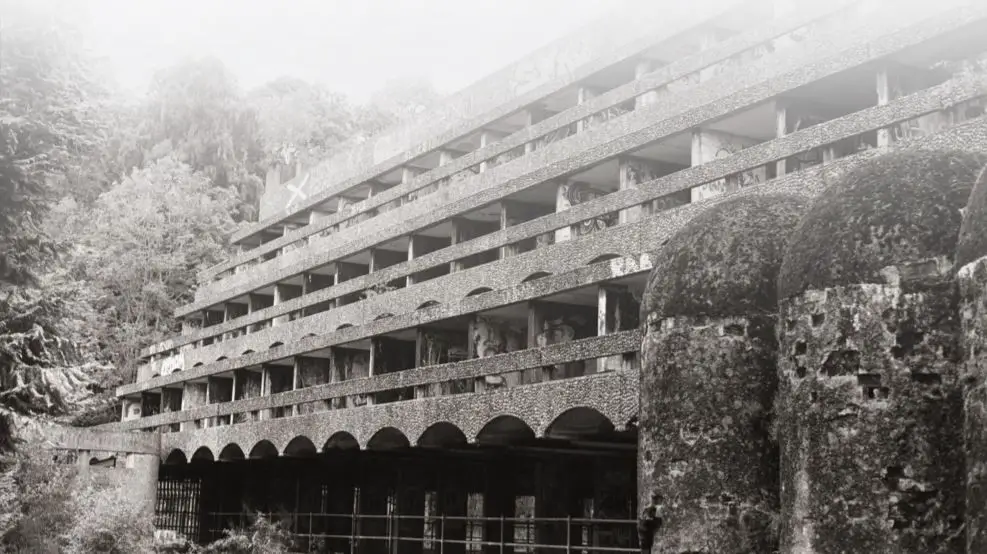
128,57,264,221
0,0,108,448
247,77,361,169
58,156,239,381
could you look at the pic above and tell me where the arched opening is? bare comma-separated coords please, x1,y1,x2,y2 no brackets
269,342,284,349
336,324,353,331
218,443,245,462
521,271,552,283
248,440,279,460
475,415,535,446
374,313,394,321
418,422,468,448
283,436,318,458
191,446,215,463
417,300,440,310
587,253,621,265
324,432,359,451
366,427,410,450
466,287,493,297
216,356,228,362
89,455,117,468
241,349,255,356
193,362,204,368
544,407,616,440
164,449,188,465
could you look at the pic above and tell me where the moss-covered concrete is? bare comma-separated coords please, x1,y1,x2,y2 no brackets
776,278,964,553
778,149,987,300
956,165,987,269
958,257,987,553
639,194,809,552
643,193,807,320
639,315,779,553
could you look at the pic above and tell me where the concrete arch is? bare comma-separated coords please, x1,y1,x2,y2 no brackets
241,349,255,356
248,439,279,459
193,362,204,367
417,300,440,310
191,446,215,463
216,356,228,362
374,313,394,321
521,271,552,283
163,448,188,465
269,342,284,349
218,443,246,462
283,436,318,457
366,427,411,450
336,324,353,331
324,431,359,451
417,422,468,448
475,414,535,445
586,253,622,265
466,287,493,297
543,407,616,439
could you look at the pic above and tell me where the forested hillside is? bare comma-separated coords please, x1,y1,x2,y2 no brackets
0,3,441,435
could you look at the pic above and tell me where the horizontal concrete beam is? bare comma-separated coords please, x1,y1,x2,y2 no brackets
40,426,160,456
158,370,638,461
181,2,981,315
205,0,848,280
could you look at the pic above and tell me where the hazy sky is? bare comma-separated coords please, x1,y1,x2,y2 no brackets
55,0,616,103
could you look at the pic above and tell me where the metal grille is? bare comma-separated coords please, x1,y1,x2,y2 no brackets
155,476,202,539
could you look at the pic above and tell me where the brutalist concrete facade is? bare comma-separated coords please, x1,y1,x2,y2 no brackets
107,0,987,550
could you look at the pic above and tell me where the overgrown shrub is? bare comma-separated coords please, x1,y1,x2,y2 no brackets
60,471,156,553
0,444,77,553
201,512,294,554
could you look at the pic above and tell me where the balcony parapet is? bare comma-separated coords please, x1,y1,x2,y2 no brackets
154,369,638,462
111,331,639,433
201,0,847,284
180,1,982,315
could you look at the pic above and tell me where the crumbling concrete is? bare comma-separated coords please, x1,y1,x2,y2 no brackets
775,149,987,553
640,194,807,552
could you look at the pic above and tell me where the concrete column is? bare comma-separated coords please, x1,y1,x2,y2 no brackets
450,218,466,273
576,86,599,133
499,202,517,260
876,66,892,147
554,180,573,244
635,59,661,109
690,129,765,203
272,284,286,327
618,157,657,225
439,149,455,166
960,256,987,551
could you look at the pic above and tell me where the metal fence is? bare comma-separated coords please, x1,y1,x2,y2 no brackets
205,511,639,554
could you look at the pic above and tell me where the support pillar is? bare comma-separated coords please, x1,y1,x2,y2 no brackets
635,59,662,109
690,129,765,203
576,86,599,133
554,180,574,244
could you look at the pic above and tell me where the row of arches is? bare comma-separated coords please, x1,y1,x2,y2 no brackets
164,407,624,465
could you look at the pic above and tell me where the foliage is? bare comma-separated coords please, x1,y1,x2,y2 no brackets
200,512,294,554
52,156,239,381
0,443,78,553
60,471,156,554
247,77,362,169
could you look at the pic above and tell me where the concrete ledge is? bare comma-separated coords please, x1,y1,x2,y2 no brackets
41,426,160,456
158,370,637,461
112,331,639,431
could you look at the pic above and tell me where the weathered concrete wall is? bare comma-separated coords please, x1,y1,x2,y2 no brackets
776,280,964,553
640,316,779,553
959,257,987,552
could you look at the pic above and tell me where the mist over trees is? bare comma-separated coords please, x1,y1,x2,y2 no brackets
0,3,441,436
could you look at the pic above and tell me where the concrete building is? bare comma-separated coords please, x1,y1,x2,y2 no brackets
102,0,987,550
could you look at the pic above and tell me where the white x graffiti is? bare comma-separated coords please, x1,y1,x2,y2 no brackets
284,172,310,214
